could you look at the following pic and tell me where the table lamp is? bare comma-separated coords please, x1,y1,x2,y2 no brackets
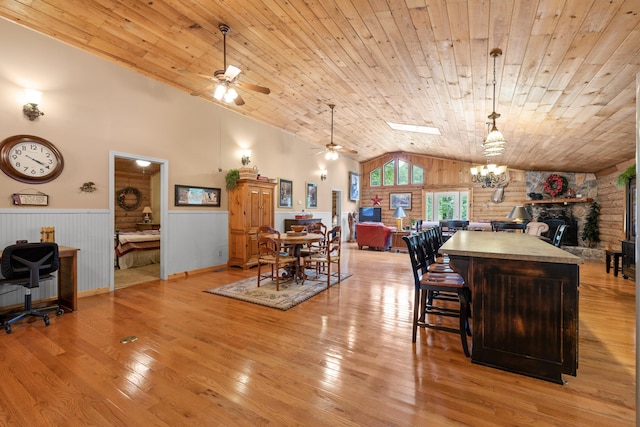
506,206,531,223
142,206,152,223
392,206,407,230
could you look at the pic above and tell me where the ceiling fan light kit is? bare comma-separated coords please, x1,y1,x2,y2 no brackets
319,104,357,161
190,24,270,106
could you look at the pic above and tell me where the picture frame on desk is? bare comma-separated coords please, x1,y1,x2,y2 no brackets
174,185,220,207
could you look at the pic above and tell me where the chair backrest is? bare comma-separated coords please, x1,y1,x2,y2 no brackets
440,220,469,231
1,242,59,288
552,224,567,247
491,221,528,232
307,222,327,236
403,235,425,289
526,221,549,236
326,225,341,258
258,226,278,236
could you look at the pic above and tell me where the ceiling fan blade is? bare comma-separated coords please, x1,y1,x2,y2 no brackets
225,65,241,80
234,93,245,106
190,83,215,96
337,147,358,154
236,81,271,94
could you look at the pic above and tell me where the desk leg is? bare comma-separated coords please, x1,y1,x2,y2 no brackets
57,252,77,312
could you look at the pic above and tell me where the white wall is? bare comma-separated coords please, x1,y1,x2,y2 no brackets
0,17,359,302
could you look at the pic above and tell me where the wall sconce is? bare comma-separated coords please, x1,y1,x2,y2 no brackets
241,150,251,166
23,89,44,121
320,170,327,181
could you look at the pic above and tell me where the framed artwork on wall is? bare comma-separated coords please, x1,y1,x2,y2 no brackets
349,172,360,201
306,182,318,209
279,178,293,208
175,185,221,207
390,192,411,210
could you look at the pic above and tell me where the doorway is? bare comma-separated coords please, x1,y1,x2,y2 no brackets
332,189,342,233
110,151,169,291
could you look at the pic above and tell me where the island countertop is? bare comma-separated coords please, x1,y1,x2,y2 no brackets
440,231,583,264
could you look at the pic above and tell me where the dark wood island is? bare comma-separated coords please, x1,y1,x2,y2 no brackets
440,231,583,384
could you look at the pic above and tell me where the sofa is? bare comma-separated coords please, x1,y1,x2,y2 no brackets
356,222,393,251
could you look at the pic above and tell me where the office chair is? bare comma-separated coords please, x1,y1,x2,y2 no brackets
0,242,64,334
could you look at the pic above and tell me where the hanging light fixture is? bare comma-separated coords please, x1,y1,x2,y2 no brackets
483,48,506,157
470,162,508,188
325,104,340,161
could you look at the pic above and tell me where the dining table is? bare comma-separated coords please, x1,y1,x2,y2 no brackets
439,230,583,384
268,232,324,280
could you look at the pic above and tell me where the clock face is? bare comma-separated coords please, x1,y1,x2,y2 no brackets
0,135,64,184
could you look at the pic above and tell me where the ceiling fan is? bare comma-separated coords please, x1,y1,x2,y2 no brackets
190,24,270,105
316,104,357,160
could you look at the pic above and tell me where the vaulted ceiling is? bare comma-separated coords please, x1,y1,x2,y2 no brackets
1,1,639,173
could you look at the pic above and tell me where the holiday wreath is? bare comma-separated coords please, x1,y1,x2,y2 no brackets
117,186,142,211
542,174,568,198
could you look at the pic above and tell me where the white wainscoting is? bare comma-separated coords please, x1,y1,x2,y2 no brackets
0,209,111,307
0,209,229,308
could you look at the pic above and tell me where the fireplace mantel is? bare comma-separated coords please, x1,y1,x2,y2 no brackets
523,197,593,205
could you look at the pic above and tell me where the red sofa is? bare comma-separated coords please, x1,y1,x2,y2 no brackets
356,222,394,251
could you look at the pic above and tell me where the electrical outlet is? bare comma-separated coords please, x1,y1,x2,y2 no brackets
218,250,222,257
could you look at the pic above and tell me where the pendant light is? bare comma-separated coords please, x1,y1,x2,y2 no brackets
483,48,506,157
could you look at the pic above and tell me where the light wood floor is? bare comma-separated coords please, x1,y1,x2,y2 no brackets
0,243,635,426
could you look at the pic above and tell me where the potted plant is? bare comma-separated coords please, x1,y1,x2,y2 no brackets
225,168,240,190
617,164,635,187
581,201,600,248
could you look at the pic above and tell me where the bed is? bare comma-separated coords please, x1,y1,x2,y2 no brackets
115,230,160,269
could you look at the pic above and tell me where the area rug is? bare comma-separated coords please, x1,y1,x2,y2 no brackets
204,272,351,311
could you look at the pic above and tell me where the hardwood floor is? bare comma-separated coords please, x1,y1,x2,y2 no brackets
0,243,635,426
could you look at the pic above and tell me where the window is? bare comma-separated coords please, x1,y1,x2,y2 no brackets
423,191,469,221
397,160,409,185
370,168,381,186
412,165,424,184
383,161,394,186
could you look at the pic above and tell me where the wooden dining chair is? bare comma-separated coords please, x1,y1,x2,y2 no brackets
303,225,341,289
491,221,528,232
257,228,299,290
299,222,327,259
403,234,471,356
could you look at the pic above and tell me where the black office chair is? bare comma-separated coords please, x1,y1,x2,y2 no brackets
0,242,64,334
552,224,568,248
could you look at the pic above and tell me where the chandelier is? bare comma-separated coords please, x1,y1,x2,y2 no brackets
470,163,508,188
483,48,506,157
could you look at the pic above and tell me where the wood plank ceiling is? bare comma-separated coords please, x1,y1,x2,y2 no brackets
1,0,639,173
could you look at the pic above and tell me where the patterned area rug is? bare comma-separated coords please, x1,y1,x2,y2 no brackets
204,272,350,310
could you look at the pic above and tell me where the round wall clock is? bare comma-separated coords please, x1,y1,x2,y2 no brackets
0,135,64,184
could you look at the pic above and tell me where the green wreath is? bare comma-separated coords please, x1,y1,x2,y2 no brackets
117,186,142,211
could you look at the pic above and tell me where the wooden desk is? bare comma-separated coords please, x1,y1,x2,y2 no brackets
0,245,78,312
58,246,79,312
440,231,582,384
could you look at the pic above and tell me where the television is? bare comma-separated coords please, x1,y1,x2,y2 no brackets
359,207,382,223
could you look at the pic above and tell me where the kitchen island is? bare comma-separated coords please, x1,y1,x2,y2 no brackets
440,231,583,384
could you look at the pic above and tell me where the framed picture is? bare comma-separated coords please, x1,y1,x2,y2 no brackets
306,182,318,209
175,185,221,207
279,178,293,208
349,172,360,201
390,192,412,210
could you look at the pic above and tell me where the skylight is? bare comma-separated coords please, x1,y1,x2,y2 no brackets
386,121,441,135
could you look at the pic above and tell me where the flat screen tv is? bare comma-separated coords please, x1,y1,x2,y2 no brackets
359,206,382,223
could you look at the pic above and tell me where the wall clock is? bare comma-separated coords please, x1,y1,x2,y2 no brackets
0,135,64,184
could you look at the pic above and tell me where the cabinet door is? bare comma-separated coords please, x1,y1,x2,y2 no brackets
259,187,274,227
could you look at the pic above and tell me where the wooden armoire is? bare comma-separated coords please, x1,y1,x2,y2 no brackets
227,179,275,269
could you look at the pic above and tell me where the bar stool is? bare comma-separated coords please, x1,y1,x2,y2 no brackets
605,249,622,277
